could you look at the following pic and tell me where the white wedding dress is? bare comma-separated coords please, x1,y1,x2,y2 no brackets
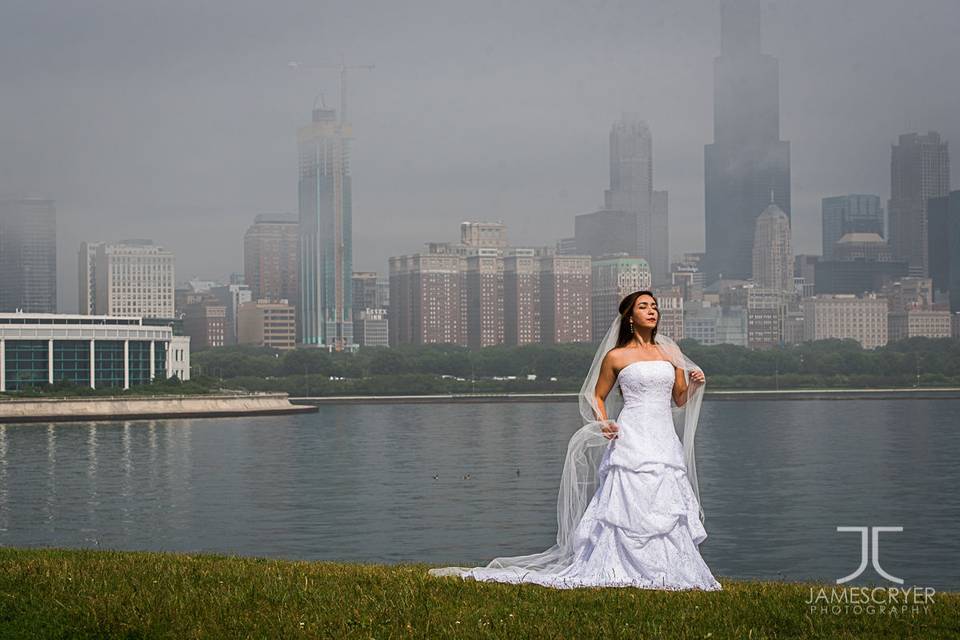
455,359,722,590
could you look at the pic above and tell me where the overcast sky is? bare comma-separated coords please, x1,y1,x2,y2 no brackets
1,0,957,311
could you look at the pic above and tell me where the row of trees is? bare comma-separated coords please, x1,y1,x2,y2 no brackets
191,337,960,392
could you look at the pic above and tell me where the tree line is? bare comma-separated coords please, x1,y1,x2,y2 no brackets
191,337,960,394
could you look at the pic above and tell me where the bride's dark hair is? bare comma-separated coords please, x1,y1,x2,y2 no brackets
616,290,659,348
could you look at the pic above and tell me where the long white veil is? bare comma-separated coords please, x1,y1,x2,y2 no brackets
428,311,708,579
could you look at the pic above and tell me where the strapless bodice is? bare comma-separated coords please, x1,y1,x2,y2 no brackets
617,359,675,409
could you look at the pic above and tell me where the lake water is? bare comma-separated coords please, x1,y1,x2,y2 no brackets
0,398,957,590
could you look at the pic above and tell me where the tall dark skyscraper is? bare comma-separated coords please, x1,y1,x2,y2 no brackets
888,132,950,277
0,196,57,313
927,191,960,307
703,2,790,283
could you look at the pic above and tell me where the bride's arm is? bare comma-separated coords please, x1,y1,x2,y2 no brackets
672,366,705,407
593,353,617,421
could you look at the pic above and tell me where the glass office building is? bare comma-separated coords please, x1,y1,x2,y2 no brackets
0,313,189,392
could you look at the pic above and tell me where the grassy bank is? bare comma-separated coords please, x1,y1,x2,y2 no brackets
0,549,956,639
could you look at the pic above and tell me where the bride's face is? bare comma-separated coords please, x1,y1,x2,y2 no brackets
631,295,659,330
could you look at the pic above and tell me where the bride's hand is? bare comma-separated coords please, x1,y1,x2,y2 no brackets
690,369,706,385
601,421,619,440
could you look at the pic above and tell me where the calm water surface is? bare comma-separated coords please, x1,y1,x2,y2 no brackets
0,399,957,589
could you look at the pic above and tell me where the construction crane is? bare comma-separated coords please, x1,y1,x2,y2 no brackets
288,53,375,125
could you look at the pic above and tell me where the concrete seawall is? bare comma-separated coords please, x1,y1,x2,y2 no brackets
0,393,318,423
289,387,960,404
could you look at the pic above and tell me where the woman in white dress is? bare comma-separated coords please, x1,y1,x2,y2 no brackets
429,290,722,590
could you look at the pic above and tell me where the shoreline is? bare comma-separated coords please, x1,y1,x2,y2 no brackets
290,386,960,404
0,392,317,424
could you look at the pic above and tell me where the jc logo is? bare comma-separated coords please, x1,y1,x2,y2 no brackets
836,526,903,584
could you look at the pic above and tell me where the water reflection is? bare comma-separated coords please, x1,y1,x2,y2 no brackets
0,399,956,590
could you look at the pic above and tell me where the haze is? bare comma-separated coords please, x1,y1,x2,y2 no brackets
1,0,957,311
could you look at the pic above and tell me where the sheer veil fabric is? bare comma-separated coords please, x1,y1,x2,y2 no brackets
428,312,708,582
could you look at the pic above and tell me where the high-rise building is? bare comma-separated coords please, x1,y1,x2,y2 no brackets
298,105,354,350
888,132,950,277
605,116,653,268
352,272,381,315
503,248,542,346
0,197,57,313
465,248,504,348
576,116,669,284
243,214,299,304
78,241,102,314
539,254,592,344
943,192,960,313
388,245,467,346
651,190,670,286
703,2,790,282
591,256,652,340
814,233,908,295
822,195,884,260
83,240,175,319
574,210,637,259
927,191,960,301
752,202,793,292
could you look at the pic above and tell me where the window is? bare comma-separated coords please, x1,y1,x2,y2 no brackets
5,340,48,390
53,340,91,387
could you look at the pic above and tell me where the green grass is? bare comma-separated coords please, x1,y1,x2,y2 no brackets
0,548,956,639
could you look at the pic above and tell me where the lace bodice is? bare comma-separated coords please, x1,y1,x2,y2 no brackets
617,359,676,409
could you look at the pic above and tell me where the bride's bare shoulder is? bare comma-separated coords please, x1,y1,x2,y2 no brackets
603,347,626,367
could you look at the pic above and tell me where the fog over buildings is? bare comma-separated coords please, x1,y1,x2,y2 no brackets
1,0,958,312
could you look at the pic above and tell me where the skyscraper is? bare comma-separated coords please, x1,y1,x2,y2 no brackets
888,132,950,276
574,209,636,258
927,191,960,312
243,213,299,304
651,190,670,286
752,202,793,293
0,196,57,313
84,240,175,319
503,248,542,346
578,116,669,284
821,195,884,260
78,241,103,314
298,104,354,350
703,2,790,283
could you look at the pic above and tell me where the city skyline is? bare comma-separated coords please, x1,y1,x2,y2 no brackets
1,1,959,312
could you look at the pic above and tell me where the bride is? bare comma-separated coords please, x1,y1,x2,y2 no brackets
429,290,722,590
